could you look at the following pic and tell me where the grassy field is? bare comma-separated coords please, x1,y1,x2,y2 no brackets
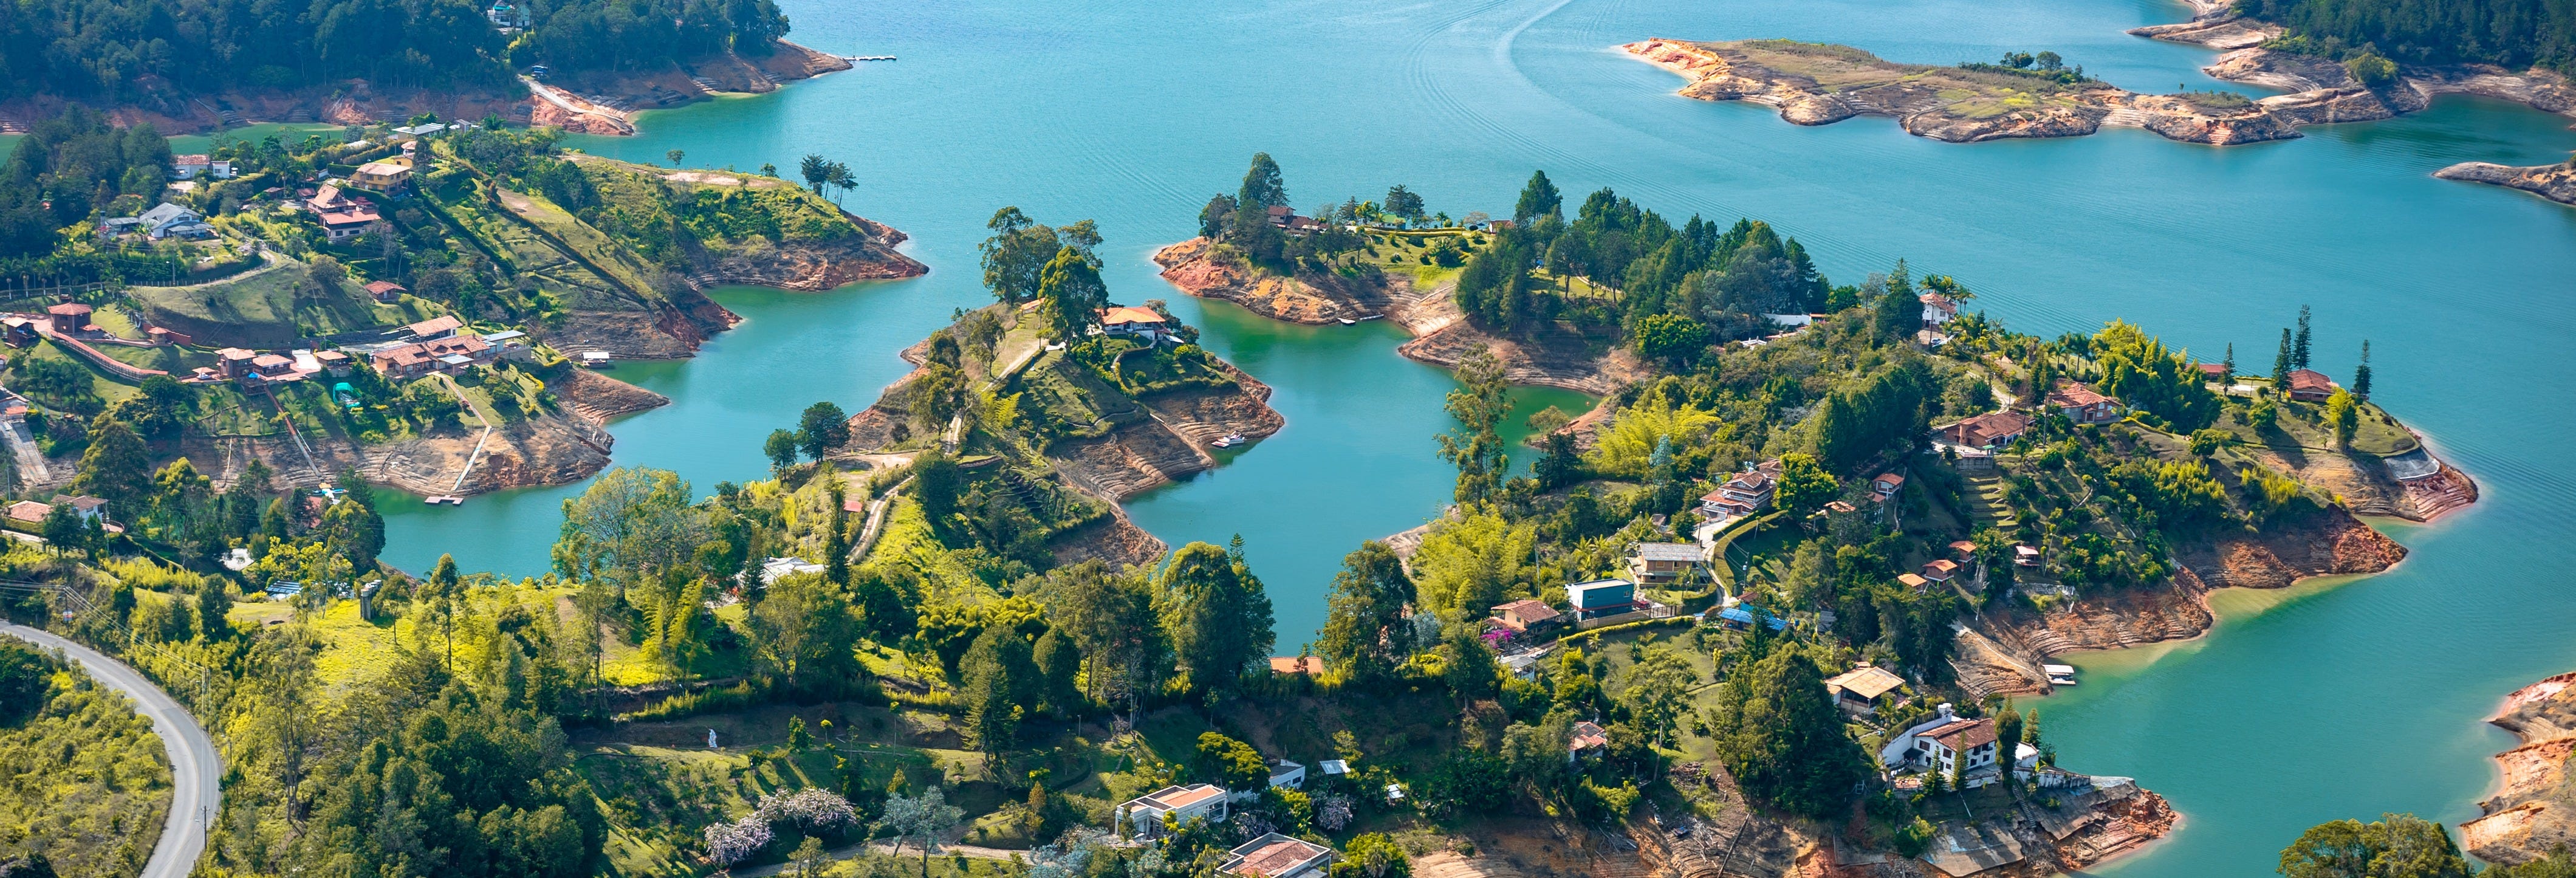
495,187,666,303
437,193,629,309
126,257,421,346
1711,39,2105,119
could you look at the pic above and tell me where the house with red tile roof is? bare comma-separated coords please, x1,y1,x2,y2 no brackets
2284,368,2337,402
1122,784,1229,837
1939,411,2034,450
2045,380,2123,424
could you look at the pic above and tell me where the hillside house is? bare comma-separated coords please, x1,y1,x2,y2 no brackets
171,155,236,179
1,318,36,348
1871,472,1905,499
1921,559,1959,583
400,315,463,340
44,303,92,335
1123,784,1228,837
2046,380,2122,424
1567,722,1608,759
2196,362,2230,382
481,330,532,362
373,335,493,378
1918,292,1957,324
1099,306,1174,343
1939,411,2033,450
2015,544,2042,567
1897,573,1930,591
1823,664,1906,713
216,348,257,379
365,281,407,303
1879,704,2002,783
4,501,49,525
1222,833,1334,878
1698,468,1775,519
1267,760,1305,790
1625,542,1705,585
1565,578,1638,619
1488,599,1560,634
139,202,213,239
315,351,352,377
306,185,380,239
53,495,108,524
350,159,414,191
2284,368,2337,402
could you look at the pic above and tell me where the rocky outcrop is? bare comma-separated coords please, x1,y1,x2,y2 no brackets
552,366,670,422
1152,237,1394,324
2464,672,2576,866
551,284,741,359
2436,160,2576,207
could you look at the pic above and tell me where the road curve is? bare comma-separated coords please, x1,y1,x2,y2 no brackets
1,623,221,878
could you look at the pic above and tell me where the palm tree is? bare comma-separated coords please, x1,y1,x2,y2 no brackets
824,162,854,208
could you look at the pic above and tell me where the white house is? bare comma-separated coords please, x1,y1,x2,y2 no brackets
1123,784,1228,837
1877,704,2002,784
1100,305,1176,343
1267,760,1306,791
140,202,213,240
1221,833,1334,878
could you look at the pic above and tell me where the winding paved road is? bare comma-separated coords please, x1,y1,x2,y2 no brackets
1,623,221,878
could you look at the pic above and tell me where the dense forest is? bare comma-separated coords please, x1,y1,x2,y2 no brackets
0,0,792,101
0,107,172,261
2244,0,2576,72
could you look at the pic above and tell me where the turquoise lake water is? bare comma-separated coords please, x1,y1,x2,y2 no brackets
372,0,2576,871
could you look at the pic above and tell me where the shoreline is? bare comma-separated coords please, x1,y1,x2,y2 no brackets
2462,671,2576,865
2434,160,2576,207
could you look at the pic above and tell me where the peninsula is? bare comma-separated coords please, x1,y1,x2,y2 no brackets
2434,159,2576,207
0,109,922,501
831,296,1283,569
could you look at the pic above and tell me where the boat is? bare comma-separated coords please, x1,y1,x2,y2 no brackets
424,495,464,506
1211,433,1247,448
2048,674,2078,687
1338,317,1356,326
1357,314,1385,321
2042,664,2077,676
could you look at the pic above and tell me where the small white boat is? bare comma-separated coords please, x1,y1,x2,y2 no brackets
1211,433,1247,448
1338,317,1356,326
2042,664,2077,676
2049,674,2078,687
424,495,465,506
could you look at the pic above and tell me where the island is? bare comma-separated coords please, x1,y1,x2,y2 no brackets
1621,1,2575,148
2464,672,2576,867
0,108,922,502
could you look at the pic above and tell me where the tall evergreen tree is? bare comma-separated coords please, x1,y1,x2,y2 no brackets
2221,342,2235,383
2292,304,2313,369
959,625,1038,758
2273,328,2295,388
2353,340,2373,398
1707,648,1868,818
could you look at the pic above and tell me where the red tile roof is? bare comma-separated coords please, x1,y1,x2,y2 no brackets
2286,369,2335,393
1101,306,1165,326
1928,718,1999,752
2046,380,2114,408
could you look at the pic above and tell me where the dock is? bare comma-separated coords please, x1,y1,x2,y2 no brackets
423,495,464,506
849,55,897,61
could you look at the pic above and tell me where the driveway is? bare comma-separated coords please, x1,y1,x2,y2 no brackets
0,623,221,878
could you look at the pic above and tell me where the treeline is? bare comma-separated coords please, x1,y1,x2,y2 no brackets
0,107,172,259
1456,170,1832,342
0,0,793,101
2245,0,2576,72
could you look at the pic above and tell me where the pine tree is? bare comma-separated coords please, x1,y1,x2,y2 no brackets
2292,304,2312,369
2221,342,2235,383
2272,328,2293,389
2352,340,2372,398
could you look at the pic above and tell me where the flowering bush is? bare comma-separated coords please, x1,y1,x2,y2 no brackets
756,787,859,835
1314,792,1355,831
704,815,773,866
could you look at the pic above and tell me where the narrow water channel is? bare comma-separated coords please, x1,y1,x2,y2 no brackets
375,0,2576,871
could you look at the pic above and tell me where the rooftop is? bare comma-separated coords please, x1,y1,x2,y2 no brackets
1928,718,1999,751
2046,380,2115,407
1137,784,1227,811
1224,834,1334,878
1631,542,1701,561
1101,305,1166,326
1825,665,1906,700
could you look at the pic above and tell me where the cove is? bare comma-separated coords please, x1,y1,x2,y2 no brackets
375,0,2576,872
